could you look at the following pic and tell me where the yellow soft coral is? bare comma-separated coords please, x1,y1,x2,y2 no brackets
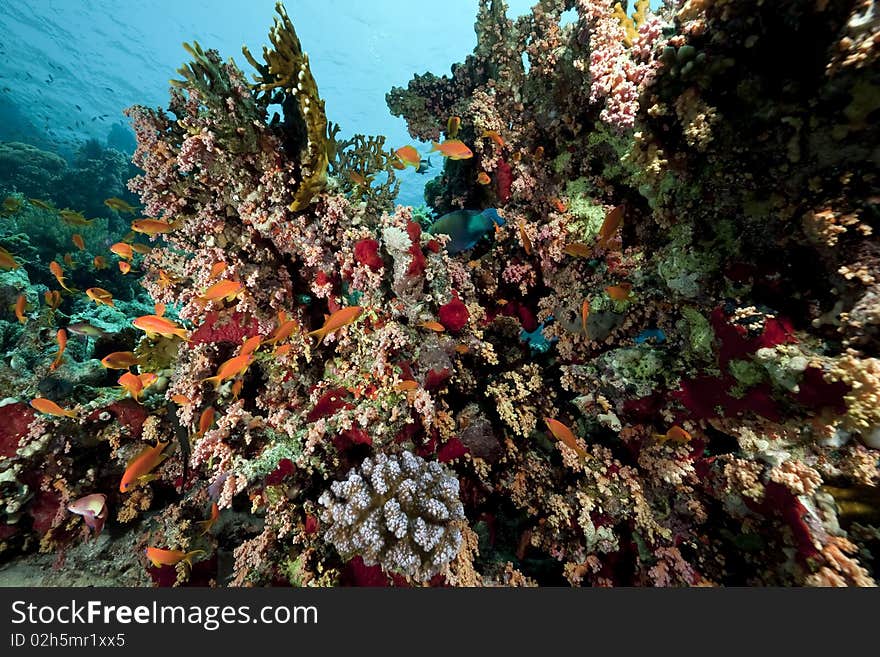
613,0,650,47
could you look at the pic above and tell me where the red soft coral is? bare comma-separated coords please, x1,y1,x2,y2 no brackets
353,238,383,271
438,293,469,333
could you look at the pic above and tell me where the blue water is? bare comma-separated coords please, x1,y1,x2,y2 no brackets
0,0,553,206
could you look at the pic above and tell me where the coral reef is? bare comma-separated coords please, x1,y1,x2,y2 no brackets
1,0,878,587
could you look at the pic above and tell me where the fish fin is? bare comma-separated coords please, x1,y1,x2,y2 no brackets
182,549,206,569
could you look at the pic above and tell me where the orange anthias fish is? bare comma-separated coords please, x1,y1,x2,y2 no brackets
31,397,76,418
518,222,533,255
0,246,20,270
63,253,75,267
120,440,168,493
49,261,74,292
447,115,461,138
14,294,27,324
139,372,158,389
267,315,300,345
274,344,292,357
605,283,632,301
196,406,215,437
394,380,419,392
201,353,253,390
419,321,446,332
131,218,176,236
544,417,588,458
563,242,591,258
308,306,363,342
197,502,221,536
482,130,505,148
394,145,421,169
209,261,227,279
597,204,624,249
239,335,262,356
654,425,693,444
110,242,133,260
44,290,61,310
477,171,491,185
231,378,244,398
145,547,205,569
130,243,152,255
118,261,131,275
132,307,189,341
118,371,145,402
101,351,139,369
550,197,568,213
86,287,114,307
171,394,193,406
430,139,473,160
93,255,109,270
50,328,67,371
157,269,178,289
198,279,243,303
72,234,85,250
581,299,590,335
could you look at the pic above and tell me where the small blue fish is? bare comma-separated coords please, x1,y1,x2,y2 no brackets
428,208,504,254
635,328,666,344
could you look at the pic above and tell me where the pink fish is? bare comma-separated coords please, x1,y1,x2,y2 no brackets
67,493,108,535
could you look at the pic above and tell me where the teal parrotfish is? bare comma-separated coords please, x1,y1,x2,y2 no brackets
428,208,505,254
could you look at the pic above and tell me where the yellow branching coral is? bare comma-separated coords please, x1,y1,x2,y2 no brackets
242,2,328,212
613,0,650,47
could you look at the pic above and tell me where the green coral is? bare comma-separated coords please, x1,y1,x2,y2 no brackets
678,306,715,362
565,178,607,242
328,123,400,213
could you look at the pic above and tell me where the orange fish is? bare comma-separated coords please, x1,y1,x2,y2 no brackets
44,290,61,310
30,397,76,418
394,380,419,392
118,371,145,401
267,317,300,345
209,261,227,279
86,287,114,307
171,394,193,405
518,222,532,255
274,344,292,357
0,246,20,270
447,116,461,138
14,294,27,323
419,321,446,332
49,261,75,292
231,378,245,398
145,547,205,569
50,328,67,371
605,283,632,301
118,261,131,275
544,417,588,458
93,255,108,270
477,171,491,185
72,234,85,250
563,242,591,258
597,205,624,249
654,425,693,444
196,406,215,437
157,269,178,289
132,313,189,341
454,344,470,354
110,242,133,259
395,145,421,169
430,139,473,160
239,335,262,356
550,197,568,213
130,243,151,255
201,353,253,390
63,253,75,267
139,372,158,389
131,218,176,236
309,306,363,342
482,130,505,148
198,279,243,303
581,299,590,335
120,441,169,493
533,146,544,160
196,502,220,536
100,351,139,369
